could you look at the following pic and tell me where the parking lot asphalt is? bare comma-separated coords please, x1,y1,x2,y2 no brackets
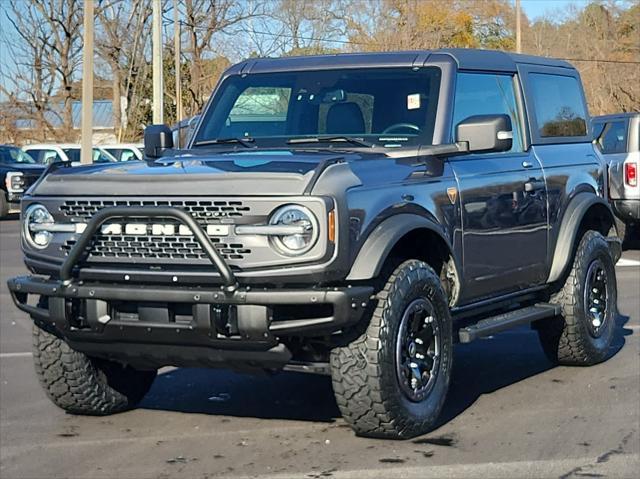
1,215,638,479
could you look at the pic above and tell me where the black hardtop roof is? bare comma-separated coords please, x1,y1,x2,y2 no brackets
232,48,574,75
593,112,640,122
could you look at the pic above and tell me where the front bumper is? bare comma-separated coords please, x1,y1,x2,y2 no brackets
6,189,27,206
10,204,371,370
612,199,639,223
7,275,372,370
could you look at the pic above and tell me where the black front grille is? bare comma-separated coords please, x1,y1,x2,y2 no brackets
61,234,251,261
59,199,250,224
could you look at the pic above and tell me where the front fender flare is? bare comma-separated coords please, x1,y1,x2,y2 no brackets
346,214,452,281
547,193,616,283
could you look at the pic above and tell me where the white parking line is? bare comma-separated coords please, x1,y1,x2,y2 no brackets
617,258,640,267
0,352,32,358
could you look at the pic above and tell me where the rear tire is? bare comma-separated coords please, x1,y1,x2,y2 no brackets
33,325,157,415
330,260,453,439
537,231,617,366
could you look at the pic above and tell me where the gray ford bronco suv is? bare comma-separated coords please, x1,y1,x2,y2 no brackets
8,49,622,439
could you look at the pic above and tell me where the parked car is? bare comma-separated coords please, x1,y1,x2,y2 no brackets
593,112,639,242
0,145,45,218
8,49,621,439
22,144,117,166
102,144,143,162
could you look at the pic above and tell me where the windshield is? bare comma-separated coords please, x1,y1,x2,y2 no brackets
193,67,441,149
0,147,36,164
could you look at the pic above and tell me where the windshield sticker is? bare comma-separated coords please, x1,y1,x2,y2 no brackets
407,93,421,110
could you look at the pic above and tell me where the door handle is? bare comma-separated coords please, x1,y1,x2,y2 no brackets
524,180,545,192
522,161,534,168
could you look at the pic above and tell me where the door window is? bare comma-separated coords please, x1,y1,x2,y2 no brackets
453,73,523,152
63,149,81,163
27,149,62,165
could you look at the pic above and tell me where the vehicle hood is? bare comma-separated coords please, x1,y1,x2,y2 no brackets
2,163,46,174
30,150,362,196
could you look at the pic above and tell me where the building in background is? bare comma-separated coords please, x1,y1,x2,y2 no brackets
0,100,116,145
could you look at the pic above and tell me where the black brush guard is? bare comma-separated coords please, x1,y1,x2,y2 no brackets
7,206,372,370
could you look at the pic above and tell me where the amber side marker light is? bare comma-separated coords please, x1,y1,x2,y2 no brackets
328,210,336,242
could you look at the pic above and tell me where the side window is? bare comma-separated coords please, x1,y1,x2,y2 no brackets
529,73,587,138
598,121,628,154
120,150,136,162
29,149,61,165
453,73,523,152
93,149,114,163
225,87,291,137
63,149,81,163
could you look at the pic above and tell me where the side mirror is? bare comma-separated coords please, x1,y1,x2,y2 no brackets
456,114,513,153
144,124,174,158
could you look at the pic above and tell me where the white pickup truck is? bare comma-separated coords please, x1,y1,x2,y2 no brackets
593,113,639,243
22,144,117,166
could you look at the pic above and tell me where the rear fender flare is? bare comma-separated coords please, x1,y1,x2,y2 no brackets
547,193,616,283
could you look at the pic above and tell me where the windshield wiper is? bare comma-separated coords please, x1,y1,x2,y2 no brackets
193,137,255,148
286,136,374,148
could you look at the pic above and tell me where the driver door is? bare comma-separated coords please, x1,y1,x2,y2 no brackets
449,73,548,302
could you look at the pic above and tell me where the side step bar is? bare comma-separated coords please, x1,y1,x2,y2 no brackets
458,303,561,343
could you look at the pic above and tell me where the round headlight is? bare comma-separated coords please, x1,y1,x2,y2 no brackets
269,205,318,256
23,204,54,249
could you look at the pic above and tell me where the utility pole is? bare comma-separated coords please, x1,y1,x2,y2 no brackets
80,0,94,165
174,0,183,130
515,0,522,54
152,0,164,124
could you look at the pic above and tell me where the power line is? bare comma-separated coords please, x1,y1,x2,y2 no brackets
245,28,640,65
560,58,640,65
179,21,640,65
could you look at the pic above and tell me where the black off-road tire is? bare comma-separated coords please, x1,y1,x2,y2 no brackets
0,192,8,219
330,260,453,439
33,325,157,415
537,231,617,366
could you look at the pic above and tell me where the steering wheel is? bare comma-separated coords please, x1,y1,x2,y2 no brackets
382,123,421,135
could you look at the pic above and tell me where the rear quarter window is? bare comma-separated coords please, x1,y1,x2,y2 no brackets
529,73,587,138
598,121,628,154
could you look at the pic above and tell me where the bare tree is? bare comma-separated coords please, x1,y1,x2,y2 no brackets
525,2,639,114
181,0,261,114
1,0,83,141
96,0,153,140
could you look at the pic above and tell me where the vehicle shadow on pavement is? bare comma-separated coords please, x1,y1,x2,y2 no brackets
437,312,631,428
140,314,630,427
140,368,342,422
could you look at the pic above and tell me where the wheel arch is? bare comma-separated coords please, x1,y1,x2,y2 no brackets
547,192,616,283
346,214,460,304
